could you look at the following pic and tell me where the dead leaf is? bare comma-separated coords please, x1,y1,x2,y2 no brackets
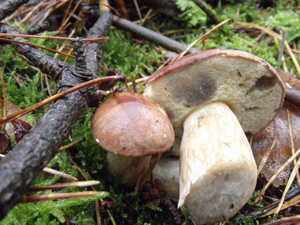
252,101,300,186
0,131,10,153
279,71,300,90
11,118,32,143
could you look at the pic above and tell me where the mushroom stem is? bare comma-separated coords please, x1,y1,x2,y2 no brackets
179,101,257,223
152,156,179,200
107,152,151,186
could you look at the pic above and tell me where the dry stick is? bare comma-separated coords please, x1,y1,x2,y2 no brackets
28,180,100,192
21,191,100,203
22,1,56,27
261,215,300,225
112,15,199,54
287,109,300,189
233,35,263,50
0,70,8,118
285,88,300,106
0,93,3,128
0,37,75,58
0,153,78,181
58,0,83,32
133,0,143,24
64,48,74,62
57,136,86,152
276,31,286,72
44,74,52,96
192,0,220,25
259,192,300,218
0,0,29,21
0,75,122,127
61,0,73,27
54,29,76,60
0,11,112,217
175,18,230,60
21,0,46,24
131,74,137,93
40,72,47,113
42,167,78,181
257,140,276,175
275,157,300,214
45,0,69,12
141,8,153,26
0,33,109,42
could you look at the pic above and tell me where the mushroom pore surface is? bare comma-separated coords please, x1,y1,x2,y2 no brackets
144,49,285,139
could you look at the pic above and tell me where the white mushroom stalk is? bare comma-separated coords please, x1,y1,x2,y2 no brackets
144,49,285,223
179,101,257,223
107,153,151,186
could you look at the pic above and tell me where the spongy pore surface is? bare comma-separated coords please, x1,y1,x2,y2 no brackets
144,49,285,138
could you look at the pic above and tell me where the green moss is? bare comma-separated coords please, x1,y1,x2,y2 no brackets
1,192,109,225
100,29,164,80
1,1,299,224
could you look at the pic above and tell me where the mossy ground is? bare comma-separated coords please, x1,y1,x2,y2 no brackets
0,0,299,224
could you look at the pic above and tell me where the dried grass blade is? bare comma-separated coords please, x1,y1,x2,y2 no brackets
0,75,122,127
274,157,300,214
260,195,300,218
28,180,100,192
175,18,230,61
20,191,100,203
0,70,8,119
254,147,300,203
42,167,78,181
257,139,276,175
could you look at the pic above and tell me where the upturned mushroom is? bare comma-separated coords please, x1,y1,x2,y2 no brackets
91,92,175,186
144,49,285,223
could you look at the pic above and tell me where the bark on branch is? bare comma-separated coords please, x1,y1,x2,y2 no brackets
0,0,29,21
0,9,112,219
112,15,200,54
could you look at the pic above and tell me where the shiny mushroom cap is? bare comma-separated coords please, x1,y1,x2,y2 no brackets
91,92,175,157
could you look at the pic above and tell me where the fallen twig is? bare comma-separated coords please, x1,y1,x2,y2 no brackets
112,15,200,54
193,0,220,25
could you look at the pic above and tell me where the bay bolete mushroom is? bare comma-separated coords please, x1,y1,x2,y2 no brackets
91,92,175,186
144,49,285,223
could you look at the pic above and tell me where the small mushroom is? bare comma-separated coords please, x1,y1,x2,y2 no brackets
144,49,285,223
92,92,175,186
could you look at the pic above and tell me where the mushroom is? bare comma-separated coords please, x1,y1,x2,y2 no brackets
152,156,179,200
144,49,285,223
91,92,175,186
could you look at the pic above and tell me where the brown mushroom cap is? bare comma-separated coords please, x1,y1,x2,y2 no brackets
91,92,175,157
144,49,285,138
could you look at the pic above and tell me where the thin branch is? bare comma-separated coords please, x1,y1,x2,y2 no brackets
112,15,199,54
0,0,29,21
0,33,109,42
0,12,113,219
193,0,220,25
0,23,68,79
276,31,286,72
